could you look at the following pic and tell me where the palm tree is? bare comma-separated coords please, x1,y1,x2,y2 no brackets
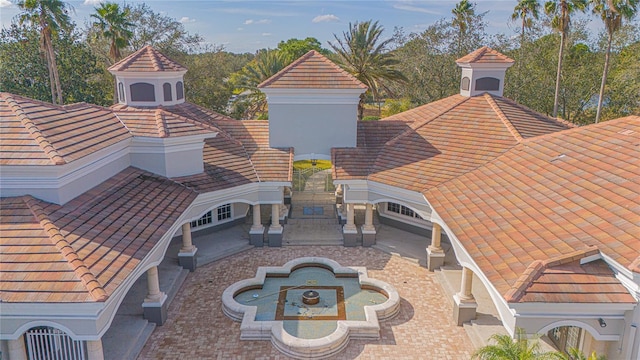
91,2,133,64
329,20,407,120
91,2,133,103
473,328,566,360
544,0,588,118
452,0,476,56
591,0,638,123
230,50,290,119
18,0,71,105
512,0,541,46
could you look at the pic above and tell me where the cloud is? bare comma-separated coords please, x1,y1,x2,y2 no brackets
262,33,272,36
312,14,340,23
393,3,440,15
237,27,244,31
179,17,196,23
0,0,14,7
83,0,103,5
244,19,271,25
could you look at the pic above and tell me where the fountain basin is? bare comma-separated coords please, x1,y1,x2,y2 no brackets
222,257,400,359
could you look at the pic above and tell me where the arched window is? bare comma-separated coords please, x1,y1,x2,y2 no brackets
118,82,125,102
130,82,155,102
461,77,470,91
163,82,172,101
176,81,184,100
475,77,500,91
25,326,85,359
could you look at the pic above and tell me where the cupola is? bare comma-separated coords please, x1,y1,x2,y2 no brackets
456,46,514,97
108,46,187,107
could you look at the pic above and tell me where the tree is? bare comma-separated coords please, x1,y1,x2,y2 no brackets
329,20,407,120
91,2,133,103
544,0,588,117
91,2,133,64
591,0,638,123
472,328,566,360
276,37,329,62
228,50,290,119
0,22,110,106
452,0,475,56
512,0,541,46
17,0,72,104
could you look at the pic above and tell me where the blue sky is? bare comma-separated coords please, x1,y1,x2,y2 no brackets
0,0,601,53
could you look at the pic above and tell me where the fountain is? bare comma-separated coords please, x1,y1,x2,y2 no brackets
222,257,400,359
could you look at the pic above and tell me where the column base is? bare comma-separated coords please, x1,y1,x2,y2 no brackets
178,248,198,272
343,228,359,247
453,294,477,326
268,226,283,247
426,247,445,271
250,226,265,247
361,226,376,247
143,293,168,325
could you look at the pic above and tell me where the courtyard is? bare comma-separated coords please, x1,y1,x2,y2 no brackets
138,245,476,359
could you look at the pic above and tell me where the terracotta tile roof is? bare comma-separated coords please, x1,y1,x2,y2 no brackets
425,116,640,301
333,94,570,190
258,50,367,89
111,106,218,138
161,103,293,189
0,168,197,303
0,93,131,165
504,251,635,303
108,45,186,72
456,46,515,64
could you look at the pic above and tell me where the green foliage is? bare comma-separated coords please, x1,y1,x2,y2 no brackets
276,37,329,61
293,160,332,171
472,328,566,360
568,347,607,360
382,98,414,117
362,116,380,121
90,2,133,63
0,22,110,106
329,20,407,120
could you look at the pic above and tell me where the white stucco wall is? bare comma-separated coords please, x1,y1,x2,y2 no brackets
268,103,357,159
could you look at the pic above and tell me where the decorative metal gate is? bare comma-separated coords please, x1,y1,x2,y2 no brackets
292,167,334,192
25,327,86,360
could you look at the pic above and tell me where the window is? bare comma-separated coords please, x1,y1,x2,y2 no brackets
163,82,172,101
130,82,155,101
387,202,423,219
549,326,582,355
461,76,470,91
191,211,212,228
176,81,184,100
118,82,125,102
475,77,500,91
217,203,231,221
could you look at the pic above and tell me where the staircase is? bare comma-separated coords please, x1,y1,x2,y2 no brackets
283,169,344,246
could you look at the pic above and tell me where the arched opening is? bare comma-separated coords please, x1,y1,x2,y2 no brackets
24,326,86,360
475,77,500,91
163,82,172,101
118,82,125,102
461,76,470,91
176,81,184,100
130,82,155,102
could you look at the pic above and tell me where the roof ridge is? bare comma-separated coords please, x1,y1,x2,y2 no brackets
385,95,470,147
3,94,66,165
497,96,576,129
111,47,143,72
23,195,108,302
154,108,169,138
484,93,524,143
504,246,599,302
148,46,163,71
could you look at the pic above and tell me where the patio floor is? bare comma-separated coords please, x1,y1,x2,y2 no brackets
137,245,476,359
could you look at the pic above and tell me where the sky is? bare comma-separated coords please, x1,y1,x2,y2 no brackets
0,0,603,53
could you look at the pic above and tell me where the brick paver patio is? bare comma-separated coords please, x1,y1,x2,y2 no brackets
138,246,474,359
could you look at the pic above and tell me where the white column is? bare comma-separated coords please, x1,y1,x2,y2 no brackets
271,203,282,230
86,339,105,360
363,203,375,231
252,204,263,231
180,223,195,253
8,335,27,360
344,203,357,231
429,223,442,251
458,267,475,301
145,266,165,303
